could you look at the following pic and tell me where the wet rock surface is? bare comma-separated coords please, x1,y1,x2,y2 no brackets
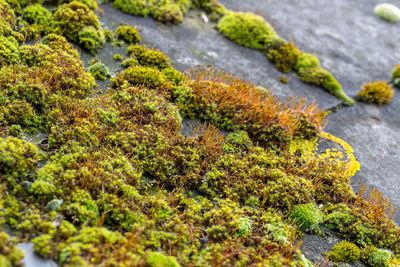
94,0,400,226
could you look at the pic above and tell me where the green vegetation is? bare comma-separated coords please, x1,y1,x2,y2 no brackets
392,64,400,87
89,61,110,80
327,241,361,263
218,12,279,50
356,81,394,105
0,1,399,266
217,10,354,104
374,3,400,23
115,24,141,44
289,203,323,232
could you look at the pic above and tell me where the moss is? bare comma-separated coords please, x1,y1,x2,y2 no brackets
266,42,300,73
374,3,400,23
89,62,110,80
289,203,323,232
121,57,138,68
127,44,171,70
0,231,24,266
0,35,19,66
162,67,185,85
78,26,105,54
115,24,141,44
113,0,186,24
112,0,150,18
298,67,354,105
327,241,361,263
222,130,253,154
363,247,393,267
235,217,252,237
146,251,181,267
294,52,320,71
391,64,400,87
113,53,123,61
0,137,43,184
111,65,173,95
356,81,394,105
23,4,51,25
218,11,279,50
51,1,100,42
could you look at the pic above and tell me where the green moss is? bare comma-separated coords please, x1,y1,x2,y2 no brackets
298,67,354,105
121,57,139,68
294,52,320,71
218,11,278,50
266,42,300,73
0,231,24,266
78,26,105,54
127,44,171,70
115,24,141,44
89,62,110,80
23,4,51,25
374,3,400,23
327,241,361,263
289,203,323,232
111,65,173,94
391,64,400,88
113,0,186,24
363,247,393,267
146,251,181,267
51,1,100,42
0,137,43,184
223,130,253,154
356,81,394,105
0,35,19,66
113,53,123,61
235,217,252,237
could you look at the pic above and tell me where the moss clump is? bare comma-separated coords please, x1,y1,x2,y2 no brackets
298,67,354,105
113,0,186,24
115,24,141,44
0,35,19,66
121,57,138,68
23,4,51,25
356,81,394,105
0,137,43,184
218,11,279,50
89,62,110,80
113,54,123,61
111,65,173,95
289,203,323,232
266,42,300,73
127,45,171,70
0,231,24,266
51,1,100,42
391,64,400,87
294,52,320,71
374,3,400,23
146,252,181,267
363,247,393,267
328,241,361,263
78,26,105,54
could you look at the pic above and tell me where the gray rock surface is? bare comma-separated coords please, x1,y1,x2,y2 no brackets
18,243,56,267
